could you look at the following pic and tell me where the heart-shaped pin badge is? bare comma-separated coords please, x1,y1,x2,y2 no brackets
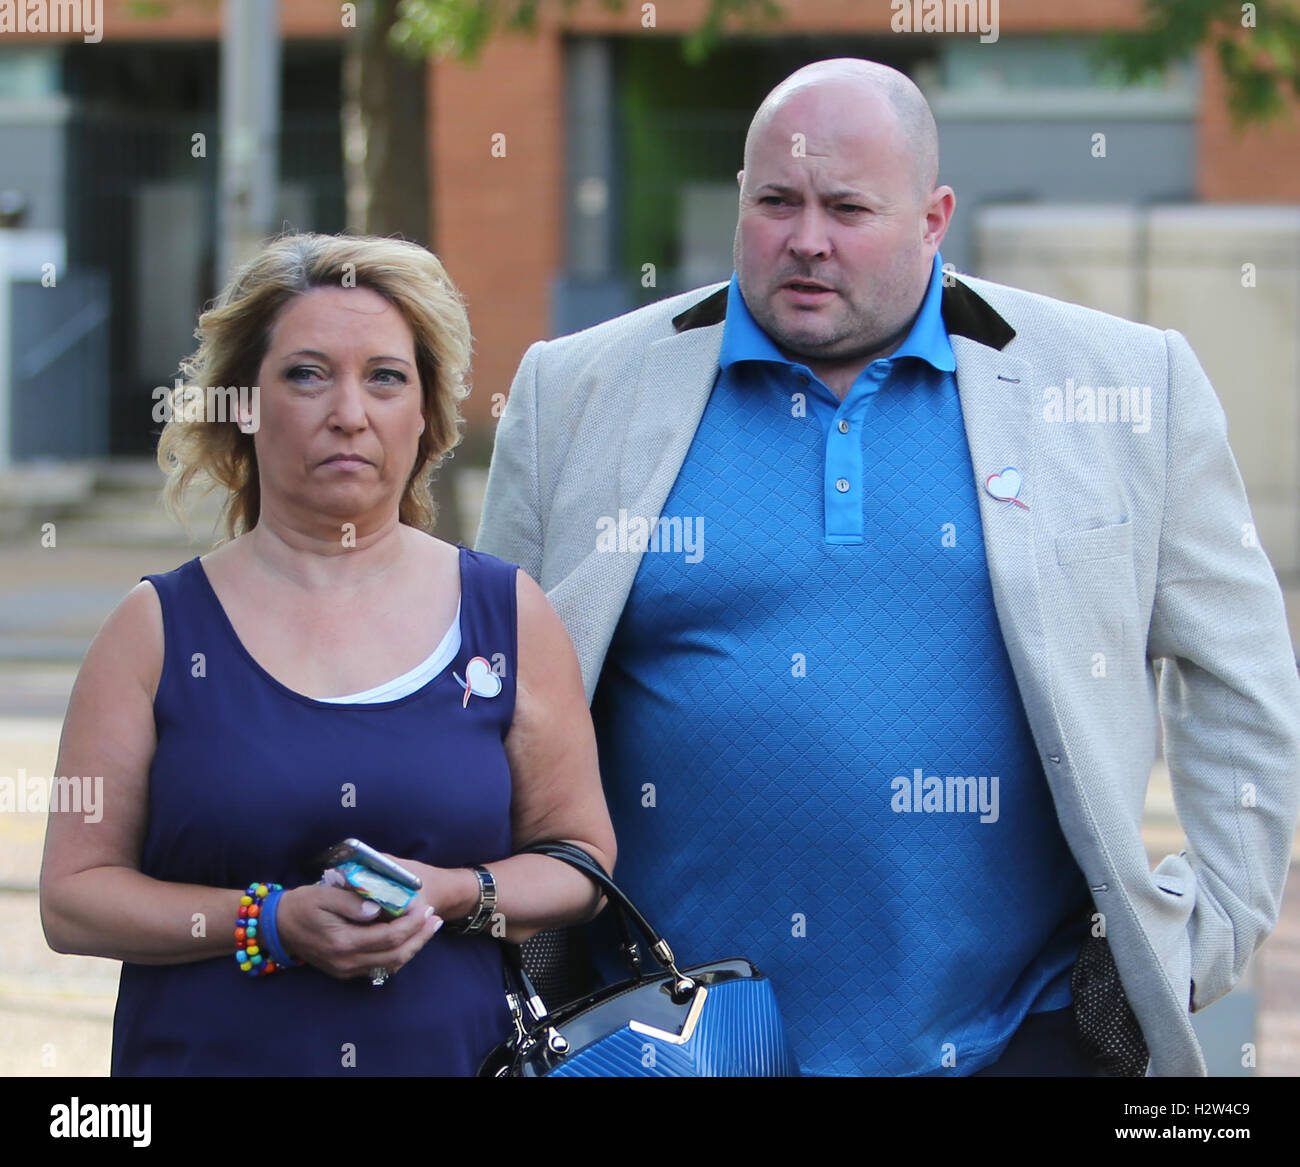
455,655,503,707
985,466,1029,510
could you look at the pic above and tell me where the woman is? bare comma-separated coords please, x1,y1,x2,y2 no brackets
38,233,615,1075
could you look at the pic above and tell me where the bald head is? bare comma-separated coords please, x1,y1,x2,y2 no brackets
731,56,955,395
744,59,939,205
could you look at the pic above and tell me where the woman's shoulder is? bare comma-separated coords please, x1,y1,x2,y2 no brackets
140,555,205,587
460,543,521,577
76,575,170,705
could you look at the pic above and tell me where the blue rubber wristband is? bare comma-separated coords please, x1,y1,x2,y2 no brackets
260,888,299,968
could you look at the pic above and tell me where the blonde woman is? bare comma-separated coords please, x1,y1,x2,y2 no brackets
39,233,615,1075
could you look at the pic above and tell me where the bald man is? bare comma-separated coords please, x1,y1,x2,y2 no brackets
477,59,1300,1077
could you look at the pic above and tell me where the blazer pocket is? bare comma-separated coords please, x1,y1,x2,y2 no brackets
1055,519,1133,566
1052,521,1137,659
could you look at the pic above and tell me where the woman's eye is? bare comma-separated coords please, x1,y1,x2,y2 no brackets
286,365,320,382
372,368,408,385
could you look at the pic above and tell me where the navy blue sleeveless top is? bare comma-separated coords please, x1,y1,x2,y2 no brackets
111,545,518,1076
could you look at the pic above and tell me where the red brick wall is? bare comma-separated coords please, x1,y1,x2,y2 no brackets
432,34,564,444
1198,44,1300,202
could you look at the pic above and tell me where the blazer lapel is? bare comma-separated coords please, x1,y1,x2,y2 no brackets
953,335,1064,778
558,319,725,699
617,323,725,508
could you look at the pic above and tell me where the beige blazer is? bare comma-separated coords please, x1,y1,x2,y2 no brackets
476,273,1300,1076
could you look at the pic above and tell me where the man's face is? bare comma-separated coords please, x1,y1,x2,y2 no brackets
733,86,947,370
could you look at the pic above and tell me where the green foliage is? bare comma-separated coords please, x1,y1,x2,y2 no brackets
1097,0,1300,125
391,0,781,63
679,0,784,63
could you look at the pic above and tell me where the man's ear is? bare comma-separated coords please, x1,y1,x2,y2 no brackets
737,169,745,190
923,184,956,250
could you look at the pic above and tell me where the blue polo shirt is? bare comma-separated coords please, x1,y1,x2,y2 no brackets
590,255,1091,1076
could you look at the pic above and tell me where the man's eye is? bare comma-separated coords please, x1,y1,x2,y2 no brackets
760,196,788,206
838,204,866,214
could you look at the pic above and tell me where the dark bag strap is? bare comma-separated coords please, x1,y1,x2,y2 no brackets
515,841,680,974
499,843,697,1018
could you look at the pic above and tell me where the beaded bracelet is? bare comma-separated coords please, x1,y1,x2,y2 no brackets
235,882,301,976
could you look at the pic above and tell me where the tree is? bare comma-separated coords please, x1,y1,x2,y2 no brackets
390,0,781,63
344,0,779,541
341,0,459,537
1096,0,1300,125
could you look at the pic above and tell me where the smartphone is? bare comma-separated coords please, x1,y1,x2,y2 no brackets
314,838,422,918
315,839,423,890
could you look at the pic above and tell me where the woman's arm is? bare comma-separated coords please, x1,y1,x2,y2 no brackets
38,581,439,976
408,569,616,944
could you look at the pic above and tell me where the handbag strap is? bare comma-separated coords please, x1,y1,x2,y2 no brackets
516,841,696,991
489,843,700,1073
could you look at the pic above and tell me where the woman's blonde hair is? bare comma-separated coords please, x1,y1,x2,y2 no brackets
157,232,471,539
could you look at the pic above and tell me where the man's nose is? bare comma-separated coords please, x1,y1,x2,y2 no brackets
789,206,831,259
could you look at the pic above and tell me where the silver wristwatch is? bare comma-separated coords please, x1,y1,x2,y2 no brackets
454,865,498,935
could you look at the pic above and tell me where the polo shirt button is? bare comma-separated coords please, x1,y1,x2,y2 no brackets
835,478,850,493
837,419,850,434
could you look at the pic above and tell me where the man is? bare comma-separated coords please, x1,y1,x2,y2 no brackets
476,58,1300,1076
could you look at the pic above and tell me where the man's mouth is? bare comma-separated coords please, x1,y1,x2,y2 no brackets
782,280,836,302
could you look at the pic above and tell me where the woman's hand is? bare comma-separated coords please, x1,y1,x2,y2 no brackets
275,880,444,980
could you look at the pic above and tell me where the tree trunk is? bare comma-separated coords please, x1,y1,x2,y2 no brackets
342,0,462,543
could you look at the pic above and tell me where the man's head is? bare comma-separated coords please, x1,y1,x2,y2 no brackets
733,59,955,381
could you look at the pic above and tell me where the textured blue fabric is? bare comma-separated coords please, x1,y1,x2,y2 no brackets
111,546,517,1076
548,978,799,1077
591,268,1091,1076
719,253,955,543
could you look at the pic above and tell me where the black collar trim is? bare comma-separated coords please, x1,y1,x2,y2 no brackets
670,275,1016,352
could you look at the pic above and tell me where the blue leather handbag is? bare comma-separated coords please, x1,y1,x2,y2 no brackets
478,842,800,1077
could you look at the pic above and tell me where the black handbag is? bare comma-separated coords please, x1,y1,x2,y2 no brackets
479,842,800,1077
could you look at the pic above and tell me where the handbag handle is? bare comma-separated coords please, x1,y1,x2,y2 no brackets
489,843,703,1073
517,841,697,997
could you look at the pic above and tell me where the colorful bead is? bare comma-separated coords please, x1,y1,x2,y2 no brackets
234,882,298,978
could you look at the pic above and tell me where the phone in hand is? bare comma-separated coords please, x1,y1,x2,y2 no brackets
314,838,422,918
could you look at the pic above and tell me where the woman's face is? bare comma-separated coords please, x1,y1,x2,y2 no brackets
250,285,426,529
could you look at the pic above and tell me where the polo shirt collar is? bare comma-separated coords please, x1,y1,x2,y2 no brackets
719,252,956,375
